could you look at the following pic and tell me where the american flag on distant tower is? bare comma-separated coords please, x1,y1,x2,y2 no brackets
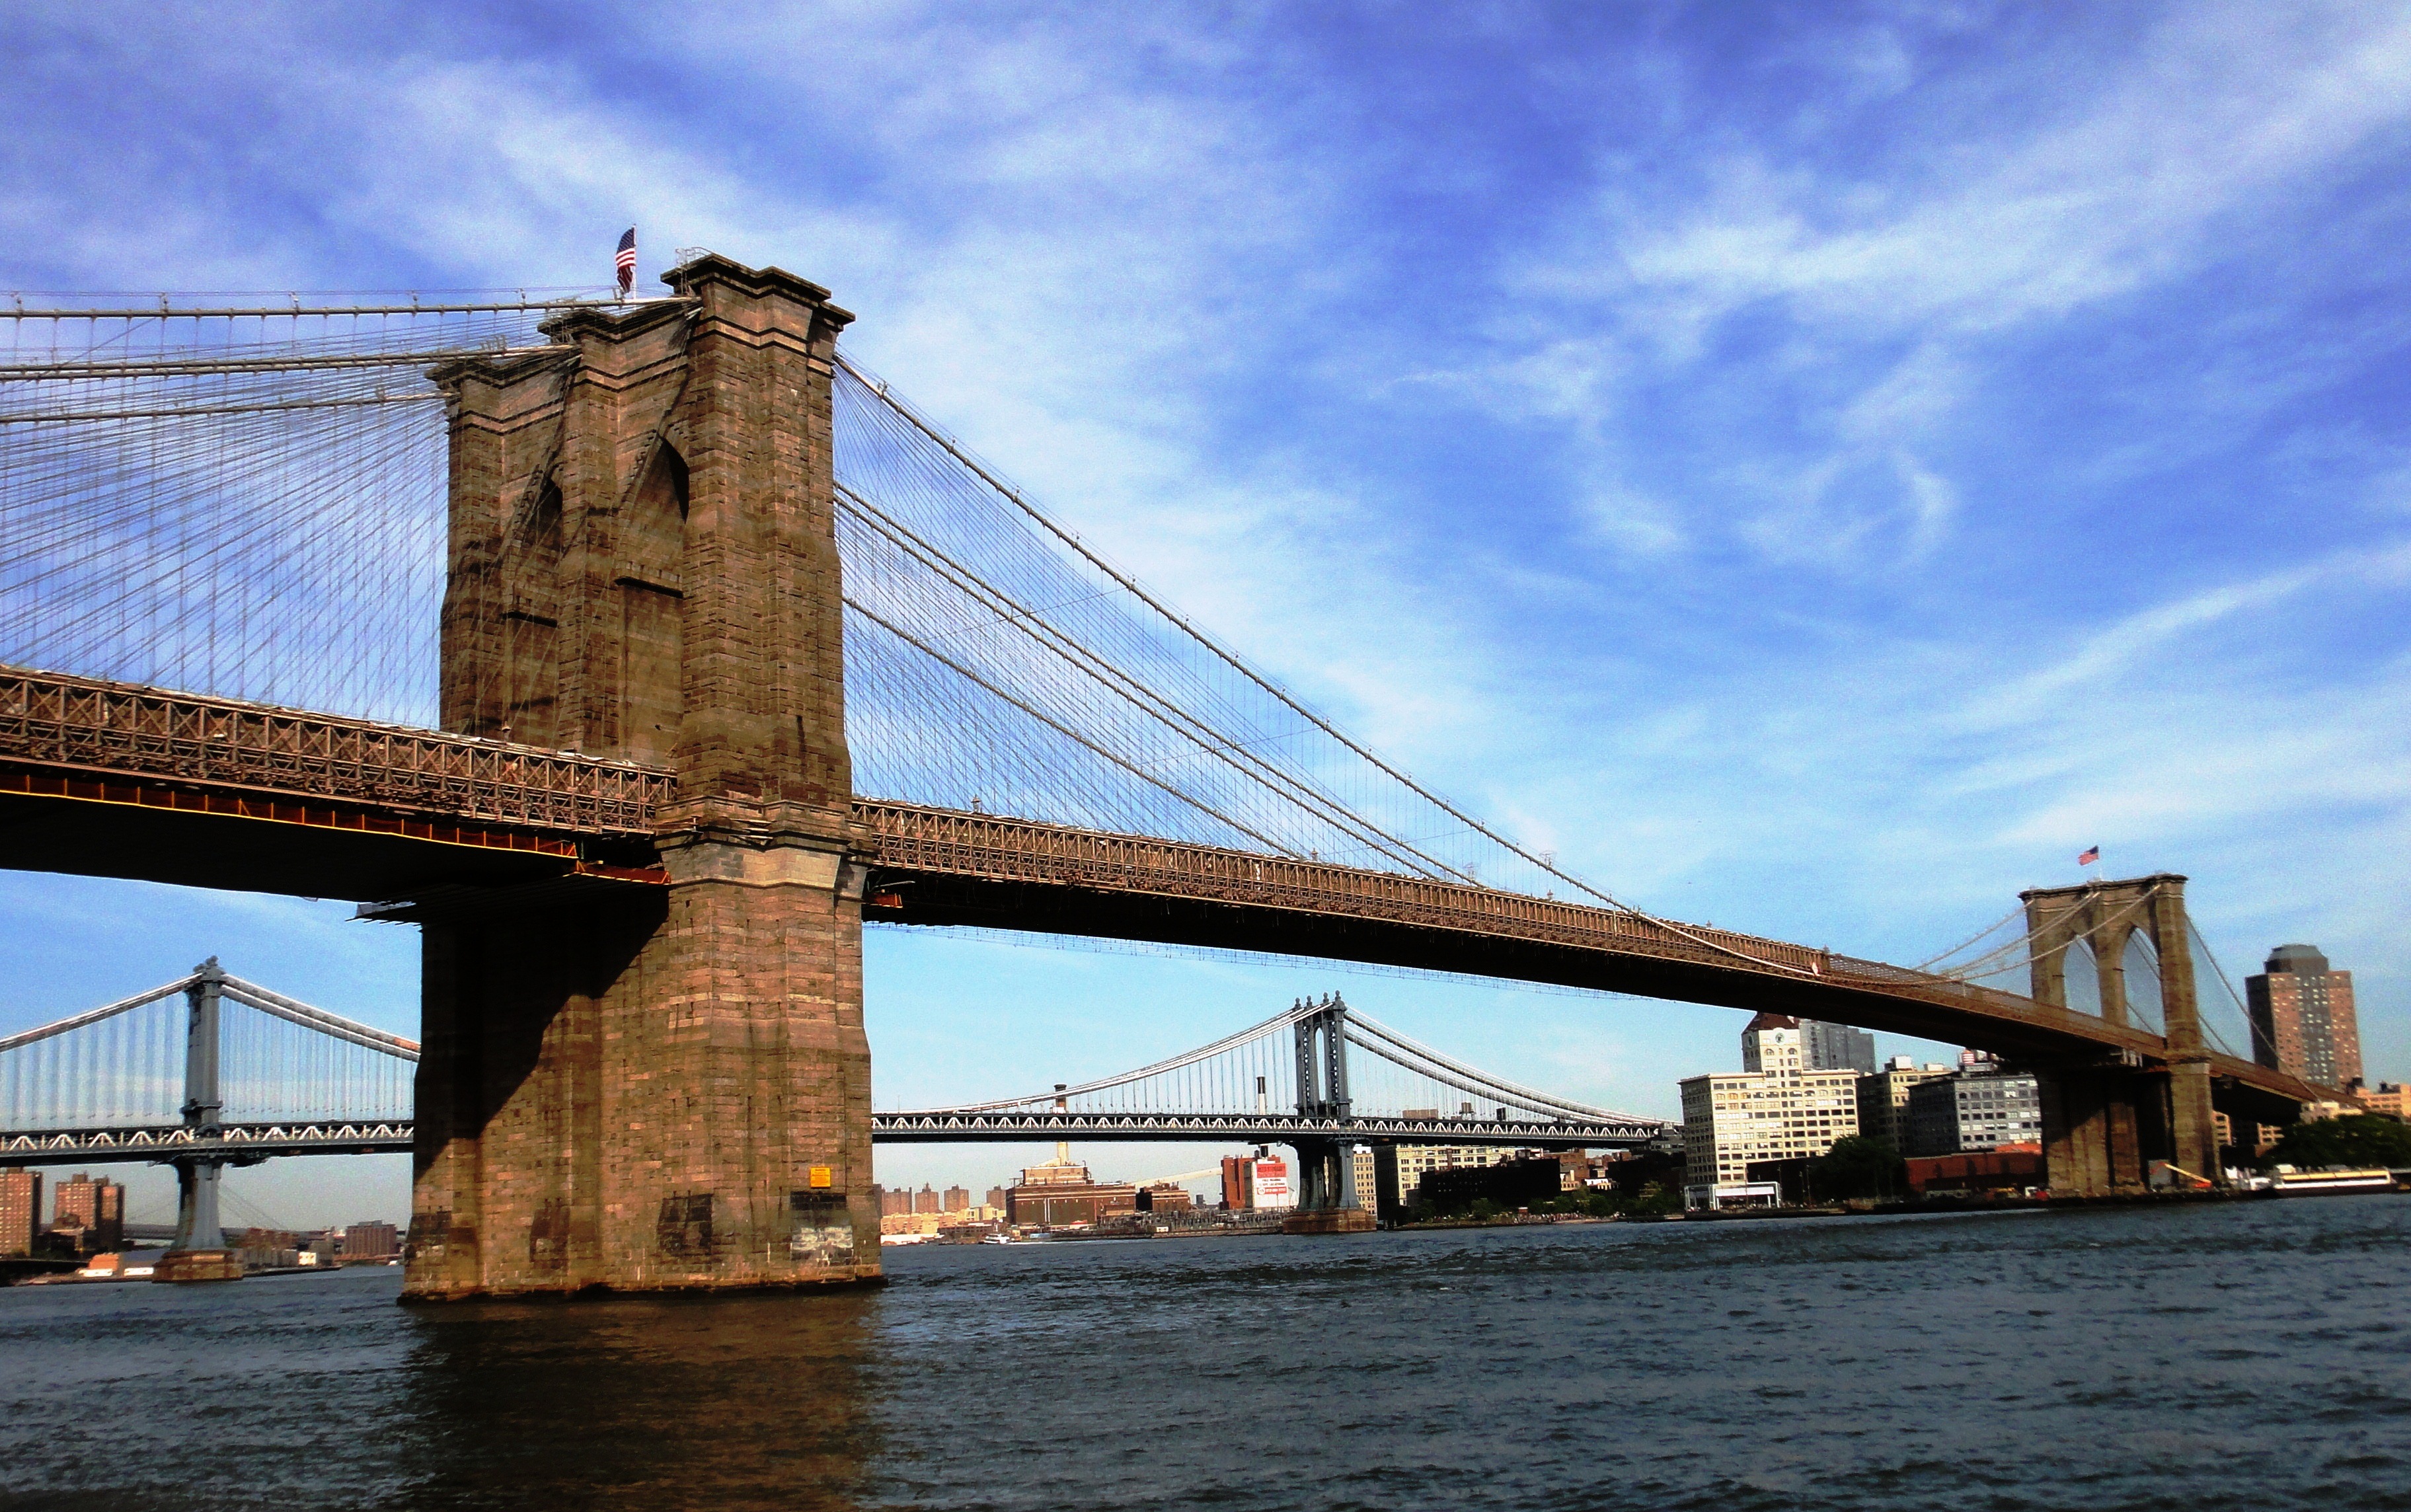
2078,845,2100,866
615,227,637,297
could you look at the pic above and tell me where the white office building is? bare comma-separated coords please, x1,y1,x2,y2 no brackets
1681,1014,1862,1191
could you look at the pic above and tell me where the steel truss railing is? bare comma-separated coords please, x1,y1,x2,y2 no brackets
0,665,671,835
0,673,2336,1100
870,1110,1656,1145
0,1120,414,1165
853,800,1831,974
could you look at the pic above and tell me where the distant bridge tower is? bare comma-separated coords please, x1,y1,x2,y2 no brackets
408,258,873,1299
2019,874,2217,1195
1289,994,1359,1213
159,960,241,1281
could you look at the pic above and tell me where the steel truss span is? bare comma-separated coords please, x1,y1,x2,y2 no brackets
0,665,2334,1104
870,1112,1652,1146
876,993,1669,1147
0,1121,413,1166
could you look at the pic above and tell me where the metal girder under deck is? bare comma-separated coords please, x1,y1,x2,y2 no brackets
0,667,2337,1112
0,1120,415,1167
870,1110,1656,1147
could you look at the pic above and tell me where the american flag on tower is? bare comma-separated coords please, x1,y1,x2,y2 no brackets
2078,845,2100,866
615,227,637,296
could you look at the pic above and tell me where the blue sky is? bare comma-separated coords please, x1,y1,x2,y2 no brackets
4,1,2407,1224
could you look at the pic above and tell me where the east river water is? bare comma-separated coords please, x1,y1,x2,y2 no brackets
2,1199,2406,1511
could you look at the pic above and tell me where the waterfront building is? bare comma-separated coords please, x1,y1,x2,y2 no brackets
1856,1056,1952,1148
913,1184,942,1215
48,1173,124,1254
942,1185,970,1213
0,1170,38,1257
1802,1020,1878,1075
1218,1150,1295,1211
984,1186,1010,1211
2248,945,2361,1088
1904,1071,2042,1156
1006,1147,1136,1227
343,1221,399,1260
1371,1145,1506,1216
1136,1182,1194,1213
1352,1146,1377,1212
1680,1014,1861,1191
876,1186,912,1218
1413,1157,1562,1213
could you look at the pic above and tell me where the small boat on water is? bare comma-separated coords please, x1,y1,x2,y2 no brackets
2266,1166,2398,1196
980,1233,1018,1244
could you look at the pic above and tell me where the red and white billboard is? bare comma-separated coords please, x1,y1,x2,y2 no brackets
1251,1156,1295,1209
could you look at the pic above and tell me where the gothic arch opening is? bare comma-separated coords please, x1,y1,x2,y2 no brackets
617,442,687,763
2059,936,2103,1016
500,478,564,745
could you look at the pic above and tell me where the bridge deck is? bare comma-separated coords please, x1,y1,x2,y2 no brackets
0,667,2328,1113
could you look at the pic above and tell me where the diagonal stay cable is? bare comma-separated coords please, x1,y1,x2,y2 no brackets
901,1001,1320,1113
837,482,1471,882
0,975,200,1054
845,595,1303,858
219,975,420,1059
1344,1010,1653,1123
835,358,1839,977
836,356,1628,908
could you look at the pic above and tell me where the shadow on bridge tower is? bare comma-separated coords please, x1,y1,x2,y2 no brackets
405,257,876,1299
2019,874,2219,1195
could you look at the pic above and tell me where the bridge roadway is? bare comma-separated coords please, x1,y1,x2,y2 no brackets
0,667,2327,1122
0,1120,416,1166
870,1110,1659,1146
0,1113,1646,1166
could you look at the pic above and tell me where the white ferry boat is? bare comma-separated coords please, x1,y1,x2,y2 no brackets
2267,1166,2397,1196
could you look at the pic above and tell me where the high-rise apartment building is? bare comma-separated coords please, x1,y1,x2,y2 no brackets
985,1186,1011,1211
1904,1071,2042,1157
1681,1014,1862,1190
942,1185,970,1214
49,1173,124,1254
1856,1057,1951,1149
1801,1020,1878,1075
0,1170,39,1257
876,1186,912,1217
2247,944,2361,1088
913,1184,941,1215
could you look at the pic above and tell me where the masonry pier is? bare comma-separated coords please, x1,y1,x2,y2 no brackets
2021,876,2221,1195
404,258,877,1299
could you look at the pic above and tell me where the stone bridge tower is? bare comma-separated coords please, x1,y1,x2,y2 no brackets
405,256,874,1298
2019,874,2219,1195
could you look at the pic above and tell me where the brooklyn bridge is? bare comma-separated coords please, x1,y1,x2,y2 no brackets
0,254,2336,1297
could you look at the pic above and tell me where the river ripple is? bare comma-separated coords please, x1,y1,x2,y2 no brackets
1,1198,2404,1510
